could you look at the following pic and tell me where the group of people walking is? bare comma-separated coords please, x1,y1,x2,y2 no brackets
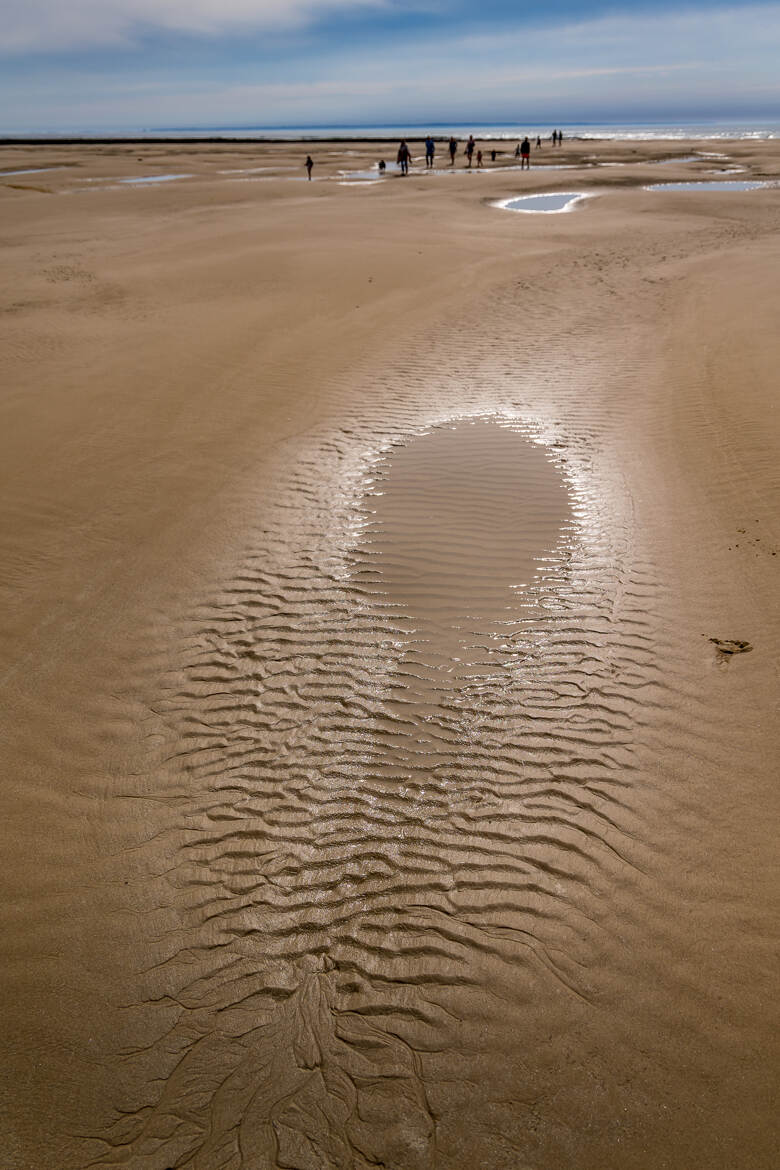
304,130,566,179
398,132,562,173
408,130,566,172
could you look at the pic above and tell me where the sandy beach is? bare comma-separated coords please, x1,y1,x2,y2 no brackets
1,135,778,1168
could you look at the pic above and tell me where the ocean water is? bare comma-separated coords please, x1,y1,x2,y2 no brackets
4,119,780,141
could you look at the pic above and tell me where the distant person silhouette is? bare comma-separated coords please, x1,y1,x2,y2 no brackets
536,136,542,148
466,135,475,167
378,160,386,173
515,143,521,158
476,149,483,168
425,136,435,168
520,137,531,169
449,136,458,165
491,149,497,162
305,155,313,180
397,140,411,175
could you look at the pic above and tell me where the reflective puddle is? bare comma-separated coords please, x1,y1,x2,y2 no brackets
496,191,592,213
119,173,192,185
0,167,63,177
339,163,400,182
645,180,770,192
361,419,572,699
218,165,296,174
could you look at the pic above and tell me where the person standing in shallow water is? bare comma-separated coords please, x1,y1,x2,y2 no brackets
305,155,313,180
448,136,457,165
397,140,411,175
520,136,531,169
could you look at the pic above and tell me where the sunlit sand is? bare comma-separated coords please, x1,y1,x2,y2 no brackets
1,132,778,1170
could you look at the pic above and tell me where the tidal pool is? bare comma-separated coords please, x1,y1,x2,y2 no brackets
361,419,573,698
339,163,400,181
496,191,592,213
645,180,770,192
119,173,192,185
0,167,62,177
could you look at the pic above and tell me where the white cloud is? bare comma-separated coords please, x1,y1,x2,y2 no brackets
1,3,780,127
0,0,390,54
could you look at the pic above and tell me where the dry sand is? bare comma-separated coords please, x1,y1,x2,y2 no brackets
1,136,779,1168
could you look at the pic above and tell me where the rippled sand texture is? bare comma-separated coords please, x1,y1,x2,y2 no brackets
1,140,779,1169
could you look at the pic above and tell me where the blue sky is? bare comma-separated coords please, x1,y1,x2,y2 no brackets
2,1,780,131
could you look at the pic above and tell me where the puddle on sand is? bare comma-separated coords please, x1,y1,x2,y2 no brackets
217,165,296,174
645,180,770,192
0,166,63,177
339,163,400,181
119,173,192,185
359,419,572,706
496,191,592,213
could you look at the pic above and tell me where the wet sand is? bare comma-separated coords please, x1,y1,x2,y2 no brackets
1,136,779,1168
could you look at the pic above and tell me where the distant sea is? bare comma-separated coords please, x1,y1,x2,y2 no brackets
3,119,780,141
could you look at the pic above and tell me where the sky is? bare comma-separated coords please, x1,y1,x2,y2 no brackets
2,1,780,131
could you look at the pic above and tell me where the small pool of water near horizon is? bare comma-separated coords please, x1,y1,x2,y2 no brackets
119,173,192,185
497,191,592,213
645,180,770,192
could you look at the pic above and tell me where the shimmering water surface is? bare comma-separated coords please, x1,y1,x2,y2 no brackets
0,166,63,176
119,172,192,184
498,191,592,213
645,179,771,191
